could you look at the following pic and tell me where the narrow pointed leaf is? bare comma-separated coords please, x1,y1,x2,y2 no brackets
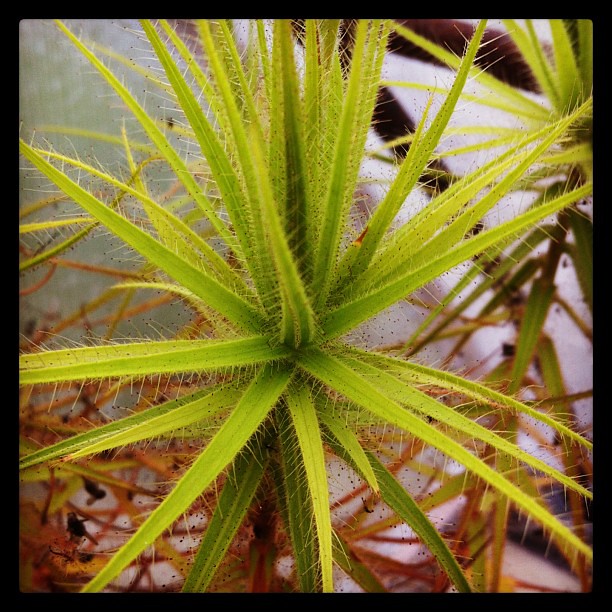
297,348,592,561
365,451,471,593
353,100,592,298
313,20,388,307
146,20,256,267
19,222,97,272
81,362,293,592
567,206,592,313
20,140,266,333
575,20,593,94
502,20,559,109
275,20,311,272
324,420,470,593
337,20,486,284
303,20,322,227
317,405,379,495
342,353,591,499
391,21,550,122
322,181,592,339
550,20,581,109
507,278,555,394
29,145,251,293
403,227,548,355
286,384,333,592
182,434,271,592
249,123,316,348
55,20,234,246
359,130,548,293
276,408,320,592
303,21,343,258
332,534,387,593
197,20,279,309
19,382,246,469
343,345,592,451
20,335,288,385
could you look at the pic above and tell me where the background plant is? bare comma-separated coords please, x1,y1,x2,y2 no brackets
19,19,592,593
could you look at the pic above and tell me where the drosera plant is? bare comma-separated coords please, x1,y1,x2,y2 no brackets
19,19,593,593
368,19,593,590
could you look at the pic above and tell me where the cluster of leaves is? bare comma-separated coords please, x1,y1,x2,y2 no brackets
19,19,592,592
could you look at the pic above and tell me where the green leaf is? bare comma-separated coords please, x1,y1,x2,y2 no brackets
276,408,320,592
507,278,556,394
28,145,251,294
344,345,592,451
182,432,271,592
302,21,343,261
567,206,593,313
365,451,471,593
537,335,591,478
19,222,97,272
332,534,387,593
323,430,469,592
20,335,289,385
19,217,96,233
197,20,279,311
391,20,549,122
341,352,591,499
313,20,388,307
503,20,560,109
20,139,266,334
403,226,549,355
274,20,311,273
297,348,592,561
285,384,333,592
322,180,592,339
146,20,253,268
575,20,593,95
249,122,317,348
550,20,581,109
81,362,293,592
335,20,487,285
477,257,541,319
19,381,246,469
351,101,592,300
55,20,235,247
317,404,379,496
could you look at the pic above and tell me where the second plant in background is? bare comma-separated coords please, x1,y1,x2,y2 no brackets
19,19,592,592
